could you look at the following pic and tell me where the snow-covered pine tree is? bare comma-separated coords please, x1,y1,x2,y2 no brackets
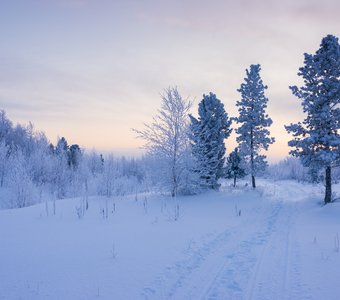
189,93,232,190
236,64,275,188
285,34,340,204
226,147,246,187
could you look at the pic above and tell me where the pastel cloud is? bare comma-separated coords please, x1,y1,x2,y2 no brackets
0,0,339,161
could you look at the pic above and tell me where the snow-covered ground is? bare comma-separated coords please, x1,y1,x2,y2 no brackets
1,179,340,300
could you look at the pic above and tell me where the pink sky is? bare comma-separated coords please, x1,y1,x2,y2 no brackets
0,0,339,161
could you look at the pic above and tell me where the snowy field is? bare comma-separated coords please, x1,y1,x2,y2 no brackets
1,179,340,300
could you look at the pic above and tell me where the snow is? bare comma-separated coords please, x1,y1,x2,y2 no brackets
1,179,340,299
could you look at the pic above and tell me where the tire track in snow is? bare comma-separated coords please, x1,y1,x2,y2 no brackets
286,217,311,300
245,203,293,300
244,201,310,300
202,200,283,300
142,226,235,300
142,199,283,300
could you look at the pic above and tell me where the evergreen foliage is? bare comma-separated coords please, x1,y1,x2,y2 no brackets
189,93,232,190
236,64,275,188
69,144,82,169
285,34,340,204
225,148,246,187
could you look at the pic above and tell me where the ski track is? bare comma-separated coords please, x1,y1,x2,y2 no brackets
203,201,283,300
142,187,311,300
245,202,307,300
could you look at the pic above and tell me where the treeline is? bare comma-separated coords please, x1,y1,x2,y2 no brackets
267,157,340,183
0,110,145,209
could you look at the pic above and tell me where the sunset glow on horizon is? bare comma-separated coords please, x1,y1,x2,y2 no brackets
1,0,339,162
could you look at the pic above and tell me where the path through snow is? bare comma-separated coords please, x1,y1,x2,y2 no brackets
142,181,318,300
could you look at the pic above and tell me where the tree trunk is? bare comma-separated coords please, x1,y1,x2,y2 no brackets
250,128,256,189
233,175,236,187
171,173,177,198
251,175,256,189
324,166,332,204
0,170,4,187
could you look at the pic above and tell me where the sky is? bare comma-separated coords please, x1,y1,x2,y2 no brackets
0,0,339,162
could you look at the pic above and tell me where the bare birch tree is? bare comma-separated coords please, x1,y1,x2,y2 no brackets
134,87,192,197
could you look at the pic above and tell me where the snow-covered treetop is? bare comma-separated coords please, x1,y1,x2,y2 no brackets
196,92,232,139
236,64,274,153
286,34,340,168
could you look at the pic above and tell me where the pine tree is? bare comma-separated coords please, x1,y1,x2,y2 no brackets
285,34,340,204
236,64,275,188
68,144,82,169
189,93,232,190
54,137,69,198
226,148,246,187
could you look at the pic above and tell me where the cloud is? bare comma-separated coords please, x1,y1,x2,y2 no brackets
41,0,90,8
1,0,340,158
